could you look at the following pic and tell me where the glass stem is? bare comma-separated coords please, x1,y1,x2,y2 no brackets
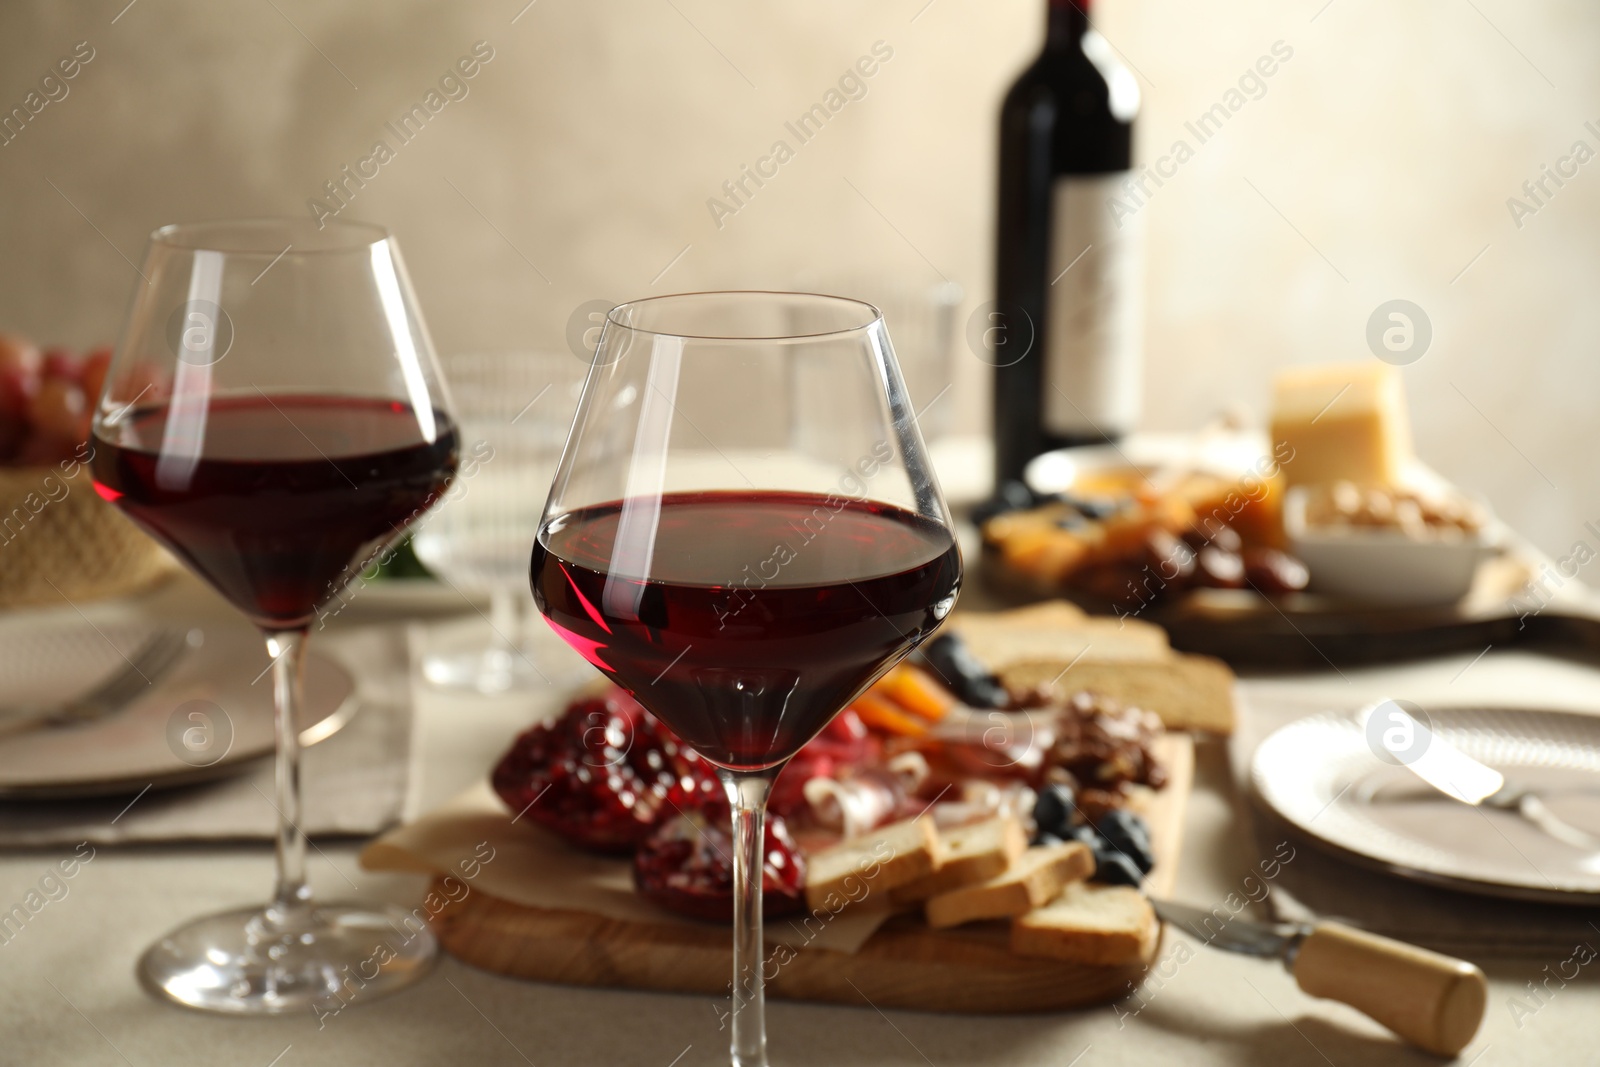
489,585,517,649
267,628,314,920
486,586,521,669
721,770,775,1067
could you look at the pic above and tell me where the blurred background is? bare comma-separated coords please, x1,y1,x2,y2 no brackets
0,0,1595,556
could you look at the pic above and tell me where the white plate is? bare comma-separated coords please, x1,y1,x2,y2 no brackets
0,623,356,798
1023,432,1271,496
1252,707,1600,903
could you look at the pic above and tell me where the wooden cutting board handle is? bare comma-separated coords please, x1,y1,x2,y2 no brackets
1290,921,1487,1056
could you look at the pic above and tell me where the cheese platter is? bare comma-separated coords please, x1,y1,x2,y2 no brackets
365,603,1213,1012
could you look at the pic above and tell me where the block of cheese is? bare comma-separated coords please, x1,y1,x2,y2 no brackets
890,814,1030,906
1270,362,1412,488
1010,882,1159,967
924,841,1093,929
803,816,943,912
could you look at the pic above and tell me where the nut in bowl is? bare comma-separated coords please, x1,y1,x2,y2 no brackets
1284,481,1498,608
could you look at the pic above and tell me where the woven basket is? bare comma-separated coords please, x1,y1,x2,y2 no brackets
0,462,173,608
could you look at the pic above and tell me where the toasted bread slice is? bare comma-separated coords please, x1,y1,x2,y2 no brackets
952,605,1170,668
1010,882,1158,967
803,816,943,912
890,814,1029,906
945,601,1234,733
924,841,1092,930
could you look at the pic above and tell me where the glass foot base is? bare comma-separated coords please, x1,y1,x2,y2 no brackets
137,902,436,1015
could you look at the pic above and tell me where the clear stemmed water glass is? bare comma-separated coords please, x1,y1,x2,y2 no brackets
89,218,458,1013
530,292,962,1066
412,351,587,693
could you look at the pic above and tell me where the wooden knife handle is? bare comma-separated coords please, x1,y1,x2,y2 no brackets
1291,921,1487,1056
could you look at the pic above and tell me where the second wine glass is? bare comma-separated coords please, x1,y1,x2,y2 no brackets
90,218,457,1014
531,292,961,1067
412,351,588,693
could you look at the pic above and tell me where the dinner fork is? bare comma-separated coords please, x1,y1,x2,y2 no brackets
0,628,194,739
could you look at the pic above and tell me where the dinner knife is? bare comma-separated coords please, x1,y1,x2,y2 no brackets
1151,898,1487,1056
1361,700,1600,851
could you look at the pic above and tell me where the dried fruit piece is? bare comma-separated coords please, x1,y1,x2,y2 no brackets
851,691,929,738
1090,846,1144,887
1242,547,1310,595
1194,546,1246,588
1185,523,1243,554
1032,782,1076,839
872,664,955,722
1140,529,1194,591
1073,562,1147,606
915,631,1008,708
1093,809,1155,875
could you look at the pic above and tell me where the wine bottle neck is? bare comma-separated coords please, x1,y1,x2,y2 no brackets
1045,0,1090,50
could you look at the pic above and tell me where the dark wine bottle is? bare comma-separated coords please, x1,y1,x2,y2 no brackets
991,0,1142,487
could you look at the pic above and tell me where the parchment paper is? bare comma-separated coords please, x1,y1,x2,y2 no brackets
360,780,896,953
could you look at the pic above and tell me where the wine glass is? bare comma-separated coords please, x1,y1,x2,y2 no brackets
412,351,588,693
89,218,458,1013
531,292,961,1066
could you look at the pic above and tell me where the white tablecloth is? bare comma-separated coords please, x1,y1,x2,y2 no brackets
3,592,1595,1067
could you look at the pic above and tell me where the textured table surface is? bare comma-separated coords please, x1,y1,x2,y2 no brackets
3,597,1596,1067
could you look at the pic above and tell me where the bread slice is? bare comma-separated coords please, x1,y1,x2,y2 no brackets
889,815,1029,906
951,605,1170,668
943,601,1235,734
924,841,1092,930
1010,882,1159,967
996,656,1235,734
803,816,943,912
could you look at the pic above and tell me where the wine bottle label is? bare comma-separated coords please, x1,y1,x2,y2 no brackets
1042,172,1143,438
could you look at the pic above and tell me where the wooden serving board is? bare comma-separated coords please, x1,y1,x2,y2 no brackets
430,735,1192,1014
982,545,1600,671
1151,553,1541,669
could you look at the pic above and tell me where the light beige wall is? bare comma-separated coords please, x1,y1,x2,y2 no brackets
1,0,1596,558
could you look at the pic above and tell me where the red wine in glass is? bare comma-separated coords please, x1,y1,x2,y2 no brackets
532,489,960,770
540,291,962,1067
92,394,458,630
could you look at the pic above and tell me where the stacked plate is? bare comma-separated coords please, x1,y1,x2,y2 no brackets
0,619,354,798
1253,706,1600,903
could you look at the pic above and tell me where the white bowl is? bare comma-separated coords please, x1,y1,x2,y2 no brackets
1283,487,1495,607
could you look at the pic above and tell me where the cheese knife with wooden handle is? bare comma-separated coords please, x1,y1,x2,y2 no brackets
1152,898,1487,1057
